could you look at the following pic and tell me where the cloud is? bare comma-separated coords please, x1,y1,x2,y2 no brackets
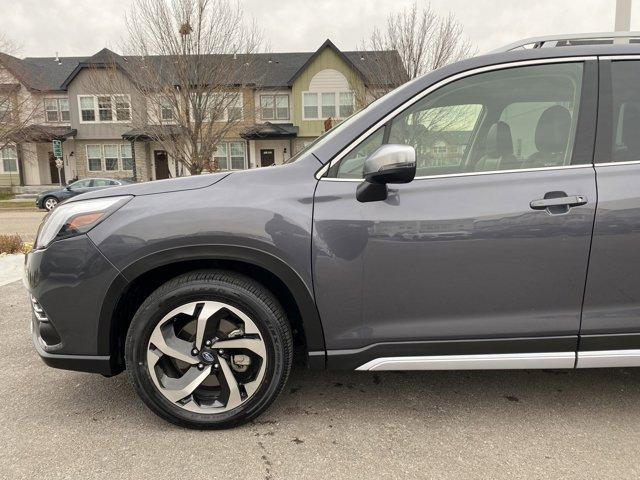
0,0,629,58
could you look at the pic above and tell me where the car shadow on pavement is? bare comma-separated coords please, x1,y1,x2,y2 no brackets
45,365,640,430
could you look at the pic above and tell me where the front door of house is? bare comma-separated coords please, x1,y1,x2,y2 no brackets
154,150,170,180
260,149,275,167
48,152,65,185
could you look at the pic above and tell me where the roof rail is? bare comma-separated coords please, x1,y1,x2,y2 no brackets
491,31,640,53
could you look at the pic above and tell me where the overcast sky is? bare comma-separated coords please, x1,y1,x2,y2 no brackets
3,0,639,58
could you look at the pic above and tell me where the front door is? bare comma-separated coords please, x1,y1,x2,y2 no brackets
313,60,598,368
154,150,170,180
48,152,66,184
260,149,275,167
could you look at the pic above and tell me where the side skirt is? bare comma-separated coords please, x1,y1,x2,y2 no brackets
354,350,640,371
356,352,575,371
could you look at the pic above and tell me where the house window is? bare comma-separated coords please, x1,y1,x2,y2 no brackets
80,96,96,122
303,92,318,119
202,92,242,122
104,145,119,170
213,141,247,171
0,96,10,122
260,94,289,120
44,99,60,122
303,91,354,120
114,95,131,121
260,96,275,119
1,146,18,172
321,93,336,118
79,95,132,123
44,98,70,123
433,142,447,155
159,98,174,122
98,96,113,121
59,98,70,121
121,144,133,170
227,94,243,121
230,142,246,169
339,92,354,117
214,143,228,170
86,145,102,171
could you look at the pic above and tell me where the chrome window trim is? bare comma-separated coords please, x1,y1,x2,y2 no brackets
598,54,640,60
321,164,592,183
316,55,597,181
356,352,576,371
596,160,640,167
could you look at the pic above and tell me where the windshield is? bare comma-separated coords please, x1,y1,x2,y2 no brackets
284,92,395,164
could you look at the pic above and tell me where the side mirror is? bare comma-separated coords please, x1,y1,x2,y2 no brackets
65,185,72,191
356,144,416,202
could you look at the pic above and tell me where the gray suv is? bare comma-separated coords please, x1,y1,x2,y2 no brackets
25,36,640,429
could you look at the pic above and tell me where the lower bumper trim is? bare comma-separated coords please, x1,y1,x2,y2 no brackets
33,335,116,376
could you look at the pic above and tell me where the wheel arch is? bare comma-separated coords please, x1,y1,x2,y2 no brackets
98,245,326,374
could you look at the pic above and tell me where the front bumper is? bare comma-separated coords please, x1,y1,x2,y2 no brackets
25,234,126,375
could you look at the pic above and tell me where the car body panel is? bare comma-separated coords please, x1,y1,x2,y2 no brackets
313,167,597,352
24,234,124,356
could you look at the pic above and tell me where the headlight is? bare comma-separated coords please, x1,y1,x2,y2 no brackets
35,195,132,249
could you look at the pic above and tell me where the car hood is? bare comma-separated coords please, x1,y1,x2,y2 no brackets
67,172,232,202
37,188,64,198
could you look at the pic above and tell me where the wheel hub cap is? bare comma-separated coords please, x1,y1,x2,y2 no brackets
146,301,267,414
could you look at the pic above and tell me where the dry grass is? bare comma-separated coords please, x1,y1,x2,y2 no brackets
0,234,25,254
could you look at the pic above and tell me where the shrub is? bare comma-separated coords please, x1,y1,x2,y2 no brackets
0,234,23,254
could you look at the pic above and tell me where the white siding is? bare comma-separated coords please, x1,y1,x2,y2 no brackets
309,69,349,91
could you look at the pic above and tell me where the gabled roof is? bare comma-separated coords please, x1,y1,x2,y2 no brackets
59,48,126,89
2,40,402,92
22,55,87,91
287,39,364,85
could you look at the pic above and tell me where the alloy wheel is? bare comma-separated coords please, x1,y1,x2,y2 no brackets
44,197,58,211
146,301,267,414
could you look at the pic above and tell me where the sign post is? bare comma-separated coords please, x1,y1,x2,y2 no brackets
52,139,63,186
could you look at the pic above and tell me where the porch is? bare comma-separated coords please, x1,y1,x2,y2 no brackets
10,126,77,187
242,122,298,168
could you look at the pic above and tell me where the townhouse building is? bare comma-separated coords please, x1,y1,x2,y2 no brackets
0,40,403,189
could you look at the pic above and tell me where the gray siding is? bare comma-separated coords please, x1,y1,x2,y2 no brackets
68,69,145,140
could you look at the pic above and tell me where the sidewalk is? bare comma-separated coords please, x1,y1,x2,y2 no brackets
0,254,24,287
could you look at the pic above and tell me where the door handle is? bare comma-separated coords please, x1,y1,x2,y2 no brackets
530,195,587,210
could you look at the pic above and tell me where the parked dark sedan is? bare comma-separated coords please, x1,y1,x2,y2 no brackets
36,178,133,211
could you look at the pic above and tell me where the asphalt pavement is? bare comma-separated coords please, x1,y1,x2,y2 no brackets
3,279,640,479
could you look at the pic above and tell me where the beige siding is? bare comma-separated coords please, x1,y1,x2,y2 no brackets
291,47,365,137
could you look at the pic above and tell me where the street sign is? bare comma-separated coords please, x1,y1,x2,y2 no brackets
52,139,63,159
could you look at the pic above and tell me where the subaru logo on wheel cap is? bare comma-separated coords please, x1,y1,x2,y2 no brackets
201,351,215,363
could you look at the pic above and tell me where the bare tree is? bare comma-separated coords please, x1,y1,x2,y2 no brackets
356,1,475,104
87,0,263,175
0,33,20,56
0,35,44,152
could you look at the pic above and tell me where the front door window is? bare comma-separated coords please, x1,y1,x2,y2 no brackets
330,62,585,178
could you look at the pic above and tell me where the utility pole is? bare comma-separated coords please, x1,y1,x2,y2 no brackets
615,0,632,31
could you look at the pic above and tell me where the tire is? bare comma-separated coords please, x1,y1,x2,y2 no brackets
125,270,293,429
43,196,58,211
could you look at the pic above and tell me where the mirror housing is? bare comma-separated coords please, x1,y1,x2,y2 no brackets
356,144,417,203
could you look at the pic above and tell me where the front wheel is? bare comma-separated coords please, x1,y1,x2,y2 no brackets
125,270,293,429
43,196,58,211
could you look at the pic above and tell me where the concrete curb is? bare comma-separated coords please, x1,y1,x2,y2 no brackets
0,254,24,287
